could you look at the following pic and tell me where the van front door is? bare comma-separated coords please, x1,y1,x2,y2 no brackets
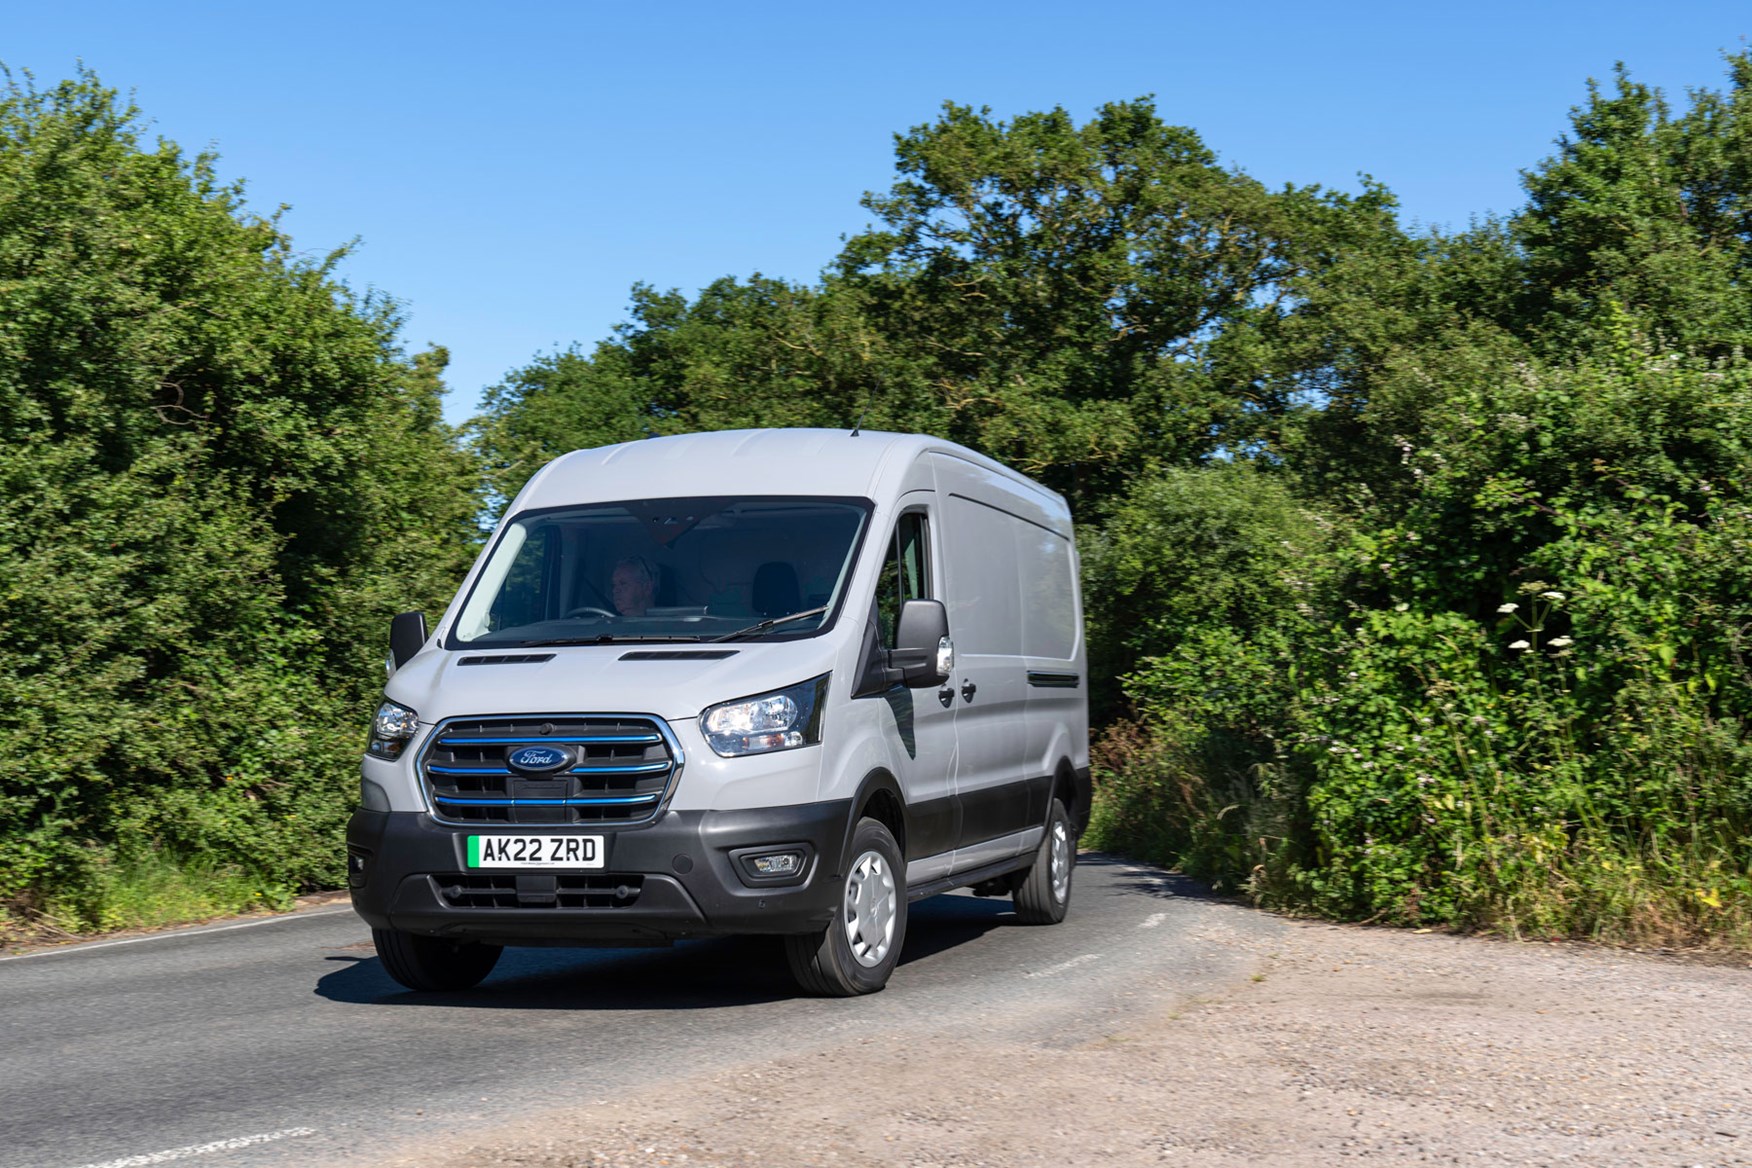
871,499,961,880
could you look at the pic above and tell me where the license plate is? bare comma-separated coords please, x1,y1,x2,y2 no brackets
467,835,604,869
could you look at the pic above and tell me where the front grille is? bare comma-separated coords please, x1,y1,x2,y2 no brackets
420,714,680,826
434,873,645,909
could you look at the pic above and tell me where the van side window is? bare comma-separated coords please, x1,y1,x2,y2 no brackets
876,512,930,647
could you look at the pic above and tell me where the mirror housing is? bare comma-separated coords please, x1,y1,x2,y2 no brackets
888,599,952,688
389,611,429,672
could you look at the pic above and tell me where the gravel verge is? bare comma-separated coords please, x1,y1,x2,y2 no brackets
376,908,1752,1167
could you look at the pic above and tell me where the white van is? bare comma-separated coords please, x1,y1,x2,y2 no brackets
348,429,1089,995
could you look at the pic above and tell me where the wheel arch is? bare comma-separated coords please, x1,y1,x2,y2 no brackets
1050,756,1092,838
840,768,907,872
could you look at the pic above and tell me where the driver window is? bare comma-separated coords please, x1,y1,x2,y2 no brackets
875,511,931,647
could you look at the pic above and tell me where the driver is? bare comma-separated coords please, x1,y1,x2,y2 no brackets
611,556,658,617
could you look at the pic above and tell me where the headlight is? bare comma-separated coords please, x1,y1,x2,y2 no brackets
366,699,420,760
701,674,830,757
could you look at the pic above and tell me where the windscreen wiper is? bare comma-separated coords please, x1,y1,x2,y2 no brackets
515,634,705,647
710,605,831,643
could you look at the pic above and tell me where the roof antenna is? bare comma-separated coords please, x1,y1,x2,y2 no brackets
850,411,864,437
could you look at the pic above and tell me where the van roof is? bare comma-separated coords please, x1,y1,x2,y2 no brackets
513,428,1064,513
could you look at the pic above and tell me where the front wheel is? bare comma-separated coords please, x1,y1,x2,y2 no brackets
784,817,907,996
372,928,502,991
1012,797,1074,925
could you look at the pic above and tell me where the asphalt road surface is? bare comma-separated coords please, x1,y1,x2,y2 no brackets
0,856,1280,1168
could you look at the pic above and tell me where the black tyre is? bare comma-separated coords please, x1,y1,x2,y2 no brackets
1012,797,1074,925
784,817,907,996
372,927,503,991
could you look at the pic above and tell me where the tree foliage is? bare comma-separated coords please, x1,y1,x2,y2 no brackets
1095,56,1752,943
0,73,477,928
1516,60,1752,355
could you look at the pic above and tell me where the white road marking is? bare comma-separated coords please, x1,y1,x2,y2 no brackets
66,1127,316,1168
1138,912,1168,929
0,908,355,964
1026,953,1101,978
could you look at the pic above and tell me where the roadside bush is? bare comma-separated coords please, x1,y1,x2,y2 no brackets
0,74,478,936
1081,464,1324,888
1265,347,1752,945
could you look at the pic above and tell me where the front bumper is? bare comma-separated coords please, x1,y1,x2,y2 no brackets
346,801,852,945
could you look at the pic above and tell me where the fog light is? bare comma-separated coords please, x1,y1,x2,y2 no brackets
732,844,813,886
749,851,803,877
347,848,370,888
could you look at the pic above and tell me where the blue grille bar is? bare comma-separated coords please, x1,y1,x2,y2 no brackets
427,761,671,777
437,734,661,746
434,794,659,807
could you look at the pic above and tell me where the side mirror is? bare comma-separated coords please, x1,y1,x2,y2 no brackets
888,599,952,688
389,611,429,672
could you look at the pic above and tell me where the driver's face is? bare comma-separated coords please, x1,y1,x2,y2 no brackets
612,565,653,616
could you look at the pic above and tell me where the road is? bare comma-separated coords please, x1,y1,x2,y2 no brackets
0,856,1279,1168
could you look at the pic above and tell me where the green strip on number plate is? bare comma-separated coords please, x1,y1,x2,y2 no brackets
467,835,481,867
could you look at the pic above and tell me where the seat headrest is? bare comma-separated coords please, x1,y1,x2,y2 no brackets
752,561,802,618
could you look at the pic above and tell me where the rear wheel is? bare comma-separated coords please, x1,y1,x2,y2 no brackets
1013,797,1074,925
784,817,907,996
372,927,502,991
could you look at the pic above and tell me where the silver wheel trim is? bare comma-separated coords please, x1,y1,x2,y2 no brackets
842,848,898,968
1049,819,1071,904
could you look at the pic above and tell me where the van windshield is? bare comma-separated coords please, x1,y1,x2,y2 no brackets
450,496,872,647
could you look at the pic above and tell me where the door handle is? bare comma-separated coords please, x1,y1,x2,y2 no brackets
937,685,955,708
960,679,977,702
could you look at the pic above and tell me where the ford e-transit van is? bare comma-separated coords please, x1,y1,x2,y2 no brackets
348,429,1090,995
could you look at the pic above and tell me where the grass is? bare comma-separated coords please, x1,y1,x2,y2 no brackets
1087,750,1752,954
11,847,296,943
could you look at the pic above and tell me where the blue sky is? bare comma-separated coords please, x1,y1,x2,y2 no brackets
6,2,1749,424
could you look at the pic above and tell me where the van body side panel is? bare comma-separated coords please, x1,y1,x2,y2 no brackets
1020,518,1089,792
820,688,956,863
931,453,1052,864
952,825,1046,872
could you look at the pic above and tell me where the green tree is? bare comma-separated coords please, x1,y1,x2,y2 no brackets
0,72,478,929
1516,54,1752,355
836,99,1401,503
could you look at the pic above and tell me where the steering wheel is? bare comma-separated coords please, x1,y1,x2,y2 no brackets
564,605,618,620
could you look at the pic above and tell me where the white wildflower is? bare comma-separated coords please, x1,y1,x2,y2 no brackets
1497,602,1518,614
1509,639,1531,650
1541,590,1565,601
1548,636,1574,648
